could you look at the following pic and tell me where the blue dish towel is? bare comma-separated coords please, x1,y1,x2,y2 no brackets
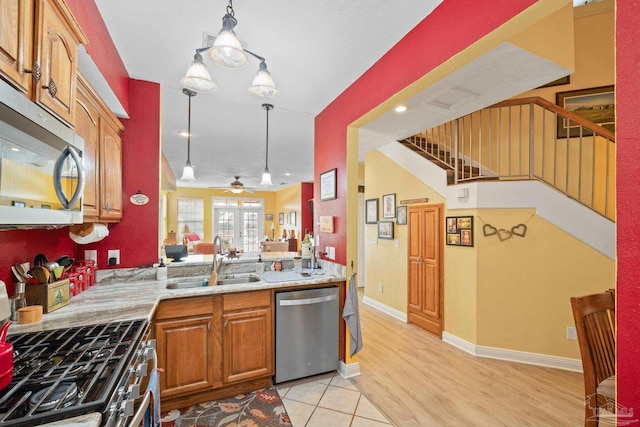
342,273,363,356
144,368,161,427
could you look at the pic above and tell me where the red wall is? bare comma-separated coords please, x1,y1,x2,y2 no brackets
65,0,130,113
314,0,537,265
78,79,161,269
615,0,640,412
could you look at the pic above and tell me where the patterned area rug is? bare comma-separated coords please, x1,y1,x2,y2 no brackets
160,386,291,427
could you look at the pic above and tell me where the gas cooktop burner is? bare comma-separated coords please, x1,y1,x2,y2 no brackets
30,382,79,412
0,319,149,427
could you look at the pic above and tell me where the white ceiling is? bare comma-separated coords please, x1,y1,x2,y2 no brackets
93,0,443,191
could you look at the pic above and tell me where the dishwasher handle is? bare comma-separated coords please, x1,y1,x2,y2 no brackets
278,294,337,307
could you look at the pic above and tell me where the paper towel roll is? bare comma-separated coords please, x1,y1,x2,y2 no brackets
69,223,109,244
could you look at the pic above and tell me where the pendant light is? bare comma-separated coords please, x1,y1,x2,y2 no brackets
180,89,196,182
180,0,279,98
260,103,273,187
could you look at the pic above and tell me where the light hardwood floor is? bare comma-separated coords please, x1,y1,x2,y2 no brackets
350,292,585,426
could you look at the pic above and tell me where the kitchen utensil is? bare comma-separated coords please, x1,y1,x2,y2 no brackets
17,305,43,323
12,264,30,283
34,253,48,267
44,262,59,274
0,321,13,391
52,265,65,280
29,266,50,284
58,257,74,269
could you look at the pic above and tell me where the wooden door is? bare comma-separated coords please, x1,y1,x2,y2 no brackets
99,119,123,220
156,314,215,397
0,0,34,94
75,75,99,220
34,0,78,124
408,204,444,337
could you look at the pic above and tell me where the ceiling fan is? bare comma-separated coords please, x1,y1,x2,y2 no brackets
212,176,256,194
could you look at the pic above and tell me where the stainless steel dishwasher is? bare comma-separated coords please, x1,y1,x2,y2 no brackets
275,286,339,383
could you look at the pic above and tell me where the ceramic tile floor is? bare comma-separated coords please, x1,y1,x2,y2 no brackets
276,371,394,427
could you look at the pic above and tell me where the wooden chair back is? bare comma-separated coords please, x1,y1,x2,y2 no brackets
571,290,615,425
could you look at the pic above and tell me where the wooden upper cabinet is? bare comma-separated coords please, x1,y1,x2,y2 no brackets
0,0,86,126
0,0,35,94
34,0,83,124
75,75,100,219
99,119,123,221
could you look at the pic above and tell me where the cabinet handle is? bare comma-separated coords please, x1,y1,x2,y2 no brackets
42,78,58,98
24,63,42,83
208,322,211,331
224,320,228,329
105,203,111,213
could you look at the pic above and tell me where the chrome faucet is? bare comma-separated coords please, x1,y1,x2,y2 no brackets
212,235,223,274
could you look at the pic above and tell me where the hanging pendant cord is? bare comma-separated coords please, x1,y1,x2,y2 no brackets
186,94,192,163
263,104,273,170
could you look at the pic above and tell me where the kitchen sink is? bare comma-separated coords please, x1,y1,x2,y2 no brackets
166,274,261,289
216,275,261,285
166,279,207,289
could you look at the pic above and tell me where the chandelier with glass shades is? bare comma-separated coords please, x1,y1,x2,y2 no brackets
180,0,279,98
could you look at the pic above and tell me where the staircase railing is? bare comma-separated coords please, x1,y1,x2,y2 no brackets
402,97,615,221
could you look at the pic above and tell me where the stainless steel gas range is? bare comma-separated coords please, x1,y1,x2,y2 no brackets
0,319,153,426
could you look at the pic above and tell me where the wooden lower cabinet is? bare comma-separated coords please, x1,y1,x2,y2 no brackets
222,290,273,384
154,290,273,411
155,296,221,399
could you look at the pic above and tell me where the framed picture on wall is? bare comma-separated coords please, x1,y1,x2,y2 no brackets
289,211,296,226
320,168,337,201
279,212,284,225
266,213,274,221
382,193,396,219
396,206,407,225
446,216,474,247
378,221,394,240
365,198,379,224
556,85,615,138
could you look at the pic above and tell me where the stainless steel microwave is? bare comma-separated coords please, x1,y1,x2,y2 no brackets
0,78,85,228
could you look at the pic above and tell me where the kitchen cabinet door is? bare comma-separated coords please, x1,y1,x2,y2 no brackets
0,0,35,94
33,0,81,125
222,291,273,384
99,120,123,221
156,314,216,398
75,75,99,219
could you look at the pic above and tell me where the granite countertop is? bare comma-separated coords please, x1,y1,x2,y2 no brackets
8,267,345,335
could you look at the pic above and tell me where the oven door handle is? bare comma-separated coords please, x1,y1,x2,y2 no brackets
128,389,152,427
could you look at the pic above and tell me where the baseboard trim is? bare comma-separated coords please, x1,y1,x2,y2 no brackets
338,361,361,378
362,296,407,323
442,332,583,372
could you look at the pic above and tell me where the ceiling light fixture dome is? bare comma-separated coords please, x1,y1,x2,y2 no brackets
181,51,217,93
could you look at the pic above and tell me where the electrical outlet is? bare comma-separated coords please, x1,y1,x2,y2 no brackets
370,239,377,245
395,239,400,248
107,249,120,265
84,250,97,263
377,283,383,293
566,326,577,340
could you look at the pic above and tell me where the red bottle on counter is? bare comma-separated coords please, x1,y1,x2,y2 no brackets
76,260,96,287
67,272,79,296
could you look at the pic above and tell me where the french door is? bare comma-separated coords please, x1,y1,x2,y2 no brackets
213,208,262,253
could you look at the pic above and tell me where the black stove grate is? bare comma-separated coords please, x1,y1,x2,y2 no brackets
0,318,148,426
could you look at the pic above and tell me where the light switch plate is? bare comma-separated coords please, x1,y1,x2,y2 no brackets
328,247,335,259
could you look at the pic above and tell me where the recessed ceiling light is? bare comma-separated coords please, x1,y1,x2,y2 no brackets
285,173,291,176
177,130,190,137
10,147,20,152
395,105,408,113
